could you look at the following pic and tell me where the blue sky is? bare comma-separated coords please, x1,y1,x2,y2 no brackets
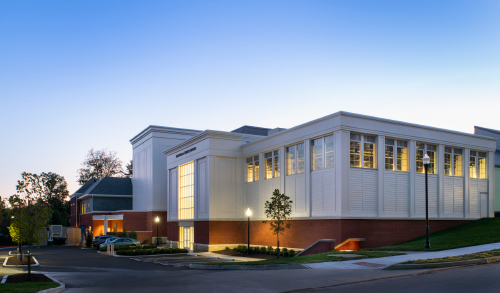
1,0,499,198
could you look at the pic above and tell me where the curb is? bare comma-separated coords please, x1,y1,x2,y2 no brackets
384,255,500,270
8,251,31,256
38,275,65,293
2,256,40,267
189,263,308,270
0,274,65,293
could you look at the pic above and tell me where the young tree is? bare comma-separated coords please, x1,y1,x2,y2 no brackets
11,172,52,280
263,189,293,258
77,149,124,185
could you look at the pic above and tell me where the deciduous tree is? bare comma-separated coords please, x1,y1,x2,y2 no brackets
263,189,293,258
77,149,124,185
10,172,52,280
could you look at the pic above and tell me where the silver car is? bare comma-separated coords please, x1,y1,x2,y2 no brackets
99,237,120,248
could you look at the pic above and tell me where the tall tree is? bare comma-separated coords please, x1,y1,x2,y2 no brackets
40,172,70,225
123,160,133,178
263,189,293,258
10,172,52,280
77,148,123,185
40,172,69,201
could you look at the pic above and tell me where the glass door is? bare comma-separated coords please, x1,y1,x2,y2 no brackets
179,226,194,251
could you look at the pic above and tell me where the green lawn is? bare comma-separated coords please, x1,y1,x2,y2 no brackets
369,218,500,251
402,249,500,264
201,251,403,265
0,282,60,293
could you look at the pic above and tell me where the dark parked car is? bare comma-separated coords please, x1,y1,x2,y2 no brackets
100,238,140,248
93,236,118,247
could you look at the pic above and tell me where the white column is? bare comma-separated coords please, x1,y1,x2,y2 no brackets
488,151,495,217
193,159,198,220
464,149,470,218
339,131,350,213
377,136,385,217
104,216,108,235
280,146,286,196
409,140,417,217
334,130,344,214
304,139,311,217
438,144,445,218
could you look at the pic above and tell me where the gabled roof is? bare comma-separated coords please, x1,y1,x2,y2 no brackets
231,125,271,136
74,178,98,194
71,177,132,198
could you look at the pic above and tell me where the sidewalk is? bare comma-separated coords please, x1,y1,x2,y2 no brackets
196,251,266,262
305,242,500,270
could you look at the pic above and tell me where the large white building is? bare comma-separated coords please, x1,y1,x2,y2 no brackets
161,112,496,251
72,111,497,251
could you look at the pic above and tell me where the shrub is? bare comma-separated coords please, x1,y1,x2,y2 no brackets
260,247,267,254
100,247,107,252
225,247,230,251
85,232,93,248
143,237,149,244
122,227,129,238
289,250,296,257
130,227,137,240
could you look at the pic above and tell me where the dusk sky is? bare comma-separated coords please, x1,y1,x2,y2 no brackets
1,0,499,199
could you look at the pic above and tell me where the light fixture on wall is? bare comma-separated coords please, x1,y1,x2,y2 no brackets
246,208,252,255
155,216,160,246
423,154,431,250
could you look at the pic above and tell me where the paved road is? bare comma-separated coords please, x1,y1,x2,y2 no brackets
2,246,500,292
294,262,500,293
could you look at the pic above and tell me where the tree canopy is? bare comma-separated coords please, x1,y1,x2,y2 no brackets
77,148,124,185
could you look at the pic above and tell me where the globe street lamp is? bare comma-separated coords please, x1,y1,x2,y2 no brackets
155,216,160,246
423,154,431,250
246,208,252,255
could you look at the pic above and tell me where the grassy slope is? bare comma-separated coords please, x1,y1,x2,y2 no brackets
402,249,500,264
370,218,500,251
202,251,402,265
0,282,59,293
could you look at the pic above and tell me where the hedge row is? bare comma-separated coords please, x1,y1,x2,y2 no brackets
117,248,188,255
231,245,297,257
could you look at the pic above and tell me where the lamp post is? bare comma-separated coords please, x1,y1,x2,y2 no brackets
246,208,252,255
423,154,431,250
155,216,160,246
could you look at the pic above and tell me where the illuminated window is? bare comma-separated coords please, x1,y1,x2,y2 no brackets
384,139,408,171
179,226,194,251
416,143,437,174
311,135,334,171
444,147,463,176
178,162,194,220
265,150,280,179
470,151,487,179
246,156,260,182
286,143,305,175
350,134,376,169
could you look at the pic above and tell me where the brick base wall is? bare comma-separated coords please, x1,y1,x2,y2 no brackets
201,218,471,249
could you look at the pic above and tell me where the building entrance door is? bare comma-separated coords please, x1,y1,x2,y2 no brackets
480,192,488,218
179,226,194,251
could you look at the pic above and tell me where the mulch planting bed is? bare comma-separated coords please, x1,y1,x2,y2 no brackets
9,250,29,254
212,250,282,260
5,273,53,283
5,256,36,266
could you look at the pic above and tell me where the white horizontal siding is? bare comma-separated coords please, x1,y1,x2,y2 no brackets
311,169,335,216
349,168,378,213
384,172,409,216
285,174,306,215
